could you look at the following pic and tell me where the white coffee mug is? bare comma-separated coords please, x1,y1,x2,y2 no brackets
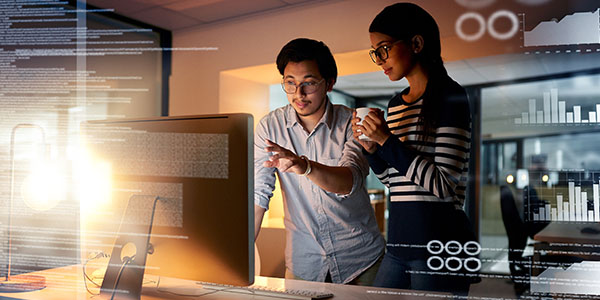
355,107,372,141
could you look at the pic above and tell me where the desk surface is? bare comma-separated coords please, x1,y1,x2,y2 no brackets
0,265,449,300
534,222,600,244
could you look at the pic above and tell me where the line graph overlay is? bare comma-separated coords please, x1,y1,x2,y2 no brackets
523,8,600,47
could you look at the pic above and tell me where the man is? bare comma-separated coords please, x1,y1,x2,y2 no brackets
254,38,384,285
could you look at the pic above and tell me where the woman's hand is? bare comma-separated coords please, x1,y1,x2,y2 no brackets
356,108,391,147
352,110,378,153
263,140,307,174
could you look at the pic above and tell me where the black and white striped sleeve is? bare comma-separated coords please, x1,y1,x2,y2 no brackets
407,89,470,199
365,149,391,188
378,86,471,200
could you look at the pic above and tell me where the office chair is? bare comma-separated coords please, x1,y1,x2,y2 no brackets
499,185,531,295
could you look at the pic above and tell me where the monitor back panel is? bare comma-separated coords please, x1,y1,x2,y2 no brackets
82,114,254,287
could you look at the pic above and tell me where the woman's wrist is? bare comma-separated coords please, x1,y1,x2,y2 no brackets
366,144,378,154
376,133,391,146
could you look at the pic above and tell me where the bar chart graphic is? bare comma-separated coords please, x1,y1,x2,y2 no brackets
523,8,600,47
514,88,600,126
526,170,600,223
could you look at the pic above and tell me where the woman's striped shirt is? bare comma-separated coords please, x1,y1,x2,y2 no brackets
366,76,471,208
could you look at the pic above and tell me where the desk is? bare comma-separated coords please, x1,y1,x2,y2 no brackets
533,222,600,259
0,265,450,300
534,222,600,245
532,222,600,275
530,261,600,297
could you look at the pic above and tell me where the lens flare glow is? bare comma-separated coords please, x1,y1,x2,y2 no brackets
74,147,112,212
21,161,66,211
506,174,515,184
542,174,549,182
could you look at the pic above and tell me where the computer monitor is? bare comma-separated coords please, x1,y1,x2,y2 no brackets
79,114,254,298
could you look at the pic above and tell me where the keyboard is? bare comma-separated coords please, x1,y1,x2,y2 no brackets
198,282,334,299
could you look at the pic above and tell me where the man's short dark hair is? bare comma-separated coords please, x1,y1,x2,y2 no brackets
276,38,338,83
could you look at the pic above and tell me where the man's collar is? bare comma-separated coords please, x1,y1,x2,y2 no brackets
285,98,334,130
322,99,334,130
285,104,299,128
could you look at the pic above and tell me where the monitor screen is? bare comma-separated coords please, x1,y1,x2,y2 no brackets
79,114,254,296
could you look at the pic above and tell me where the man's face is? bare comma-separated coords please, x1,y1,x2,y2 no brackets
282,60,332,118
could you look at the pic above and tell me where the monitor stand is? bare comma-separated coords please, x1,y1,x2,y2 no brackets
100,195,160,300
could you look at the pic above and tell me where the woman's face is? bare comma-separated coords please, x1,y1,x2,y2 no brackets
369,31,416,81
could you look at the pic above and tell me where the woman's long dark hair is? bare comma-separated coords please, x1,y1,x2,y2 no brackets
369,2,447,140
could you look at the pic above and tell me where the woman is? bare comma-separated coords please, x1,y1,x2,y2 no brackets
352,2,477,295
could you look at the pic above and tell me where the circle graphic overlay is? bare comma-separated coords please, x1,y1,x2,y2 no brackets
516,0,551,5
455,0,496,9
464,257,482,272
445,257,463,272
427,240,444,255
487,10,519,40
456,12,486,42
445,240,463,255
427,256,445,271
464,241,482,256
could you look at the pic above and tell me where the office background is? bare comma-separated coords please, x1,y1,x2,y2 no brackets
1,0,600,298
